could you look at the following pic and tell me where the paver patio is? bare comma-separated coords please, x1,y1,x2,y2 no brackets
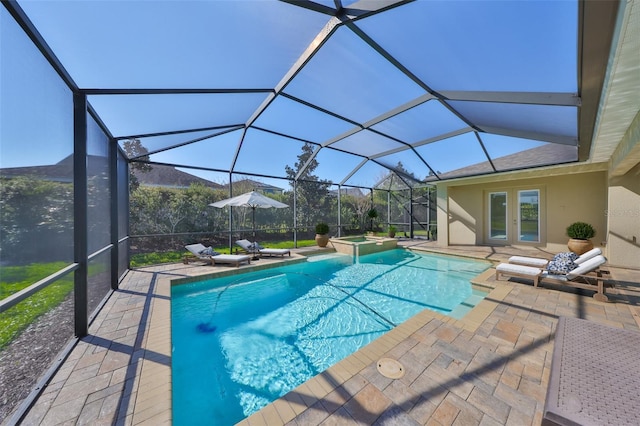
11,242,640,426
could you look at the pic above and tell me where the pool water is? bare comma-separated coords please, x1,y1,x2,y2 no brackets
171,249,489,425
338,236,367,242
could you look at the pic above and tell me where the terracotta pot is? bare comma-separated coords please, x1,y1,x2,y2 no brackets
568,238,593,255
315,234,329,248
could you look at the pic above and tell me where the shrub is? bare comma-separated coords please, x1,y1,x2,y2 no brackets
315,222,329,234
367,208,378,231
566,222,595,239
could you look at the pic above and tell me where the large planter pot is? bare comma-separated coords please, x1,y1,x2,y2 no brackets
315,234,329,248
568,238,593,255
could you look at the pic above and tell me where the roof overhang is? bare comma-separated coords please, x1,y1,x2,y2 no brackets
577,0,621,161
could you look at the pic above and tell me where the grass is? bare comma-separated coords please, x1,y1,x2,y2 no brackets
0,262,74,350
0,262,109,350
129,251,184,267
1,238,341,348
0,261,69,300
130,239,319,268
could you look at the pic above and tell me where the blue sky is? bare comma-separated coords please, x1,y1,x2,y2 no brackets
2,0,579,189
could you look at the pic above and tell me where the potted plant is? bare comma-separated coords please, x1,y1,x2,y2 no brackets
315,222,330,248
367,208,378,233
566,222,595,255
387,225,397,238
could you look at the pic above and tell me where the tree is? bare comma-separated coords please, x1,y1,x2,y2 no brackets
376,162,415,190
122,138,152,192
129,184,223,235
0,176,74,263
340,193,370,232
284,143,331,229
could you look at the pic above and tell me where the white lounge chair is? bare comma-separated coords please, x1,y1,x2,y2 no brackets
508,247,602,268
183,243,251,267
235,239,291,258
496,255,610,302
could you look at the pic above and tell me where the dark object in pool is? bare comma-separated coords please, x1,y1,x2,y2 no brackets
196,323,217,333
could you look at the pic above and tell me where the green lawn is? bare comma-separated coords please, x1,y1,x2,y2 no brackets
1,262,74,350
129,239,319,267
0,261,109,350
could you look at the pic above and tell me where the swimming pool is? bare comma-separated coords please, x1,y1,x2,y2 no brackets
171,249,490,425
329,234,397,255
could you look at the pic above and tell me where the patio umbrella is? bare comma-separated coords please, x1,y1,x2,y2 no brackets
209,191,288,251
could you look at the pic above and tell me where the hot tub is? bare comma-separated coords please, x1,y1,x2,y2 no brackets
329,235,397,256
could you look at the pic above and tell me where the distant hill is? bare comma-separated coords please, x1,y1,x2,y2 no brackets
132,164,222,189
221,178,285,194
0,156,223,190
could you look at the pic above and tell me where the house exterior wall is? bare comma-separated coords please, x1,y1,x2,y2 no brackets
436,185,449,246
446,186,482,246
607,162,640,269
437,169,608,254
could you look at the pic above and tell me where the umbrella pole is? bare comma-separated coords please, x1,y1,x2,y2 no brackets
252,207,256,241
251,206,259,260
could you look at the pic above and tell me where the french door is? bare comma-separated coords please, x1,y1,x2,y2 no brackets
518,190,540,242
488,189,541,244
489,192,508,241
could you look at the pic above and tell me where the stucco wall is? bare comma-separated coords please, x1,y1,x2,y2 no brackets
436,185,448,246
544,172,608,251
607,163,640,269
440,169,608,252
447,188,481,245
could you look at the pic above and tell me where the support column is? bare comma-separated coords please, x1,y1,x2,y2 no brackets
228,174,233,252
409,187,414,238
436,184,448,247
73,92,88,337
293,180,298,247
337,185,342,237
109,137,118,290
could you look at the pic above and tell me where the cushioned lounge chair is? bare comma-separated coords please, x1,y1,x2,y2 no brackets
543,317,640,426
496,255,610,302
235,239,291,258
508,247,602,268
183,243,251,267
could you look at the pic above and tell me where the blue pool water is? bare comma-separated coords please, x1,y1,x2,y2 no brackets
171,249,490,425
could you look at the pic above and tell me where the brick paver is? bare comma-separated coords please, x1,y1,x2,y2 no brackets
12,243,640,426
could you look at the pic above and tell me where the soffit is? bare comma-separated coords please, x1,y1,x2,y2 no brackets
590,0,640,164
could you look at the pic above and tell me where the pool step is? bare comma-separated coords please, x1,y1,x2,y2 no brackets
448,290,488,319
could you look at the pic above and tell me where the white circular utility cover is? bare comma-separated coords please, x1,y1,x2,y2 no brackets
377,358,405,379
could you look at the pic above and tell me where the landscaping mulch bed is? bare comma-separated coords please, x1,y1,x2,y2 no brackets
0,295,74,422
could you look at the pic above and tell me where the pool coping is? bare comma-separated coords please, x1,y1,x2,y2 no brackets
136,253,506,425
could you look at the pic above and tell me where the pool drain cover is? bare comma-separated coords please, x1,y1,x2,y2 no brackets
377,358,405,379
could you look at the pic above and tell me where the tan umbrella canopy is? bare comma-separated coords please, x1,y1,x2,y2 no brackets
209,191,288,241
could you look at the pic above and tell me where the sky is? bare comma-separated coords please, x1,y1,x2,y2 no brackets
1,0,579,189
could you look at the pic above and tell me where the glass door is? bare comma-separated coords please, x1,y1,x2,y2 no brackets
489,192,508,241
518,190,539,242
